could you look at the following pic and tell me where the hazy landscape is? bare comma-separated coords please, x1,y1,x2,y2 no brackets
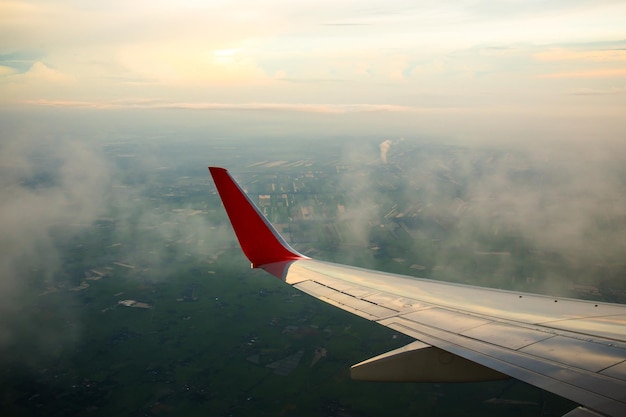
1,107,625,416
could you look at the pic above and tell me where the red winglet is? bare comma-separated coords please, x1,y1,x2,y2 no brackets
209,167,307,267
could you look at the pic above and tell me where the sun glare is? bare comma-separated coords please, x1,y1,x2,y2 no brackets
213,48,241,65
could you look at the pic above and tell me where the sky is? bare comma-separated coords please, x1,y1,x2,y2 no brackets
1,0,625,142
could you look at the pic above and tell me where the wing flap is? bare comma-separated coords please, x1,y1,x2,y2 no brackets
351,340,508,382
563,408,605,417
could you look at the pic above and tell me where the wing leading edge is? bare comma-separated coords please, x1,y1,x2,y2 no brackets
209,167,626,417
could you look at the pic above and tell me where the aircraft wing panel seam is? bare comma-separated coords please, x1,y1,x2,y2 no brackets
292,280,399,319
296,279,429,321
539,314,626,324
598,359,626,375
312,280,388,307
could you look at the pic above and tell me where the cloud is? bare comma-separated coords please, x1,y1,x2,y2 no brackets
0,120,239,366
19,98,417,114
0,135,111,361
332,137,626,296
12,98,626,149
379,139,392,164
568,87,626,95
533,48,626,62
0,65,18,77
535,68,626,79
116,42,268,86
22,61,73,82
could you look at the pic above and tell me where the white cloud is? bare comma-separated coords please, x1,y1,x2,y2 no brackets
23,62,72,82
0,65,17,77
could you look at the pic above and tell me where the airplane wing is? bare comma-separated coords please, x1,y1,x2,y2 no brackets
209,167,626,417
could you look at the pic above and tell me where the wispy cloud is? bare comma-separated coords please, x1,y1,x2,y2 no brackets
334,137,626,294
19,98,421,114
569,87,626,95
0,136,111,359
534,49,626,62
0,115,234,365
0,66,17,76
535,68,626,79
